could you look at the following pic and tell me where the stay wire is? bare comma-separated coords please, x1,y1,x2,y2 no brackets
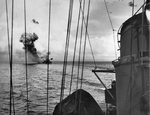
78,1,91,114
9,0,16,114
80,2,97,68
60,0,74,102
46,0,51,114
76,0,86,90
5,0,11,62
82,17,97,68
24,0,29,114
6,0,11,114
80,0,91,89
104,0,117,58
77,0,86,114
87,33,97,68
69,0,82,95
104,0,114,31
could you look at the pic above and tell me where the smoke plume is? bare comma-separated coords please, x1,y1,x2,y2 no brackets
20,32,42,63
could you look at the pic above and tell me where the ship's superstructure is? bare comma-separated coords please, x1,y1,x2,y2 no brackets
112,1,150,115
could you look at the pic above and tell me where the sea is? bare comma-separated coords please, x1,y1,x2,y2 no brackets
0,62,115,115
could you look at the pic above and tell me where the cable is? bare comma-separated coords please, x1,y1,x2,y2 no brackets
79,1,97,68
104,0,114,31
46,0,51,114
87,34,97,68
77,0,86,90
104,0,117,58
78,1,91,114
60,0,74,103
5,0,11,62
69,0,82,95
10,0,16,114
24,0,29,114
60,1,74,114
134,1,146,15
80,0,91,89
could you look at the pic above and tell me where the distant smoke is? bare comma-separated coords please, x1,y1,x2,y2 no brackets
19,33,52,63
20,33,38,55
20,32,42,63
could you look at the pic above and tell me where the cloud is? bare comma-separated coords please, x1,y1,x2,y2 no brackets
0,0,145,62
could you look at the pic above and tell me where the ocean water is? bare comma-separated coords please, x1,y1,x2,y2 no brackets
0,62,115,115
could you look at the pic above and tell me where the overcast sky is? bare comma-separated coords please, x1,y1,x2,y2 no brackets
0,0,145,62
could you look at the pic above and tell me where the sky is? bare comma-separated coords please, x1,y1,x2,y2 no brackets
0,0,145,62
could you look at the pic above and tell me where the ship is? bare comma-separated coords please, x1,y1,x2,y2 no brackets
5,0,150,115
53,0,150,115
112,0,150,114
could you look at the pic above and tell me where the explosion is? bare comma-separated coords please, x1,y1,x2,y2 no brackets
20,32,52,64
20,33,38,54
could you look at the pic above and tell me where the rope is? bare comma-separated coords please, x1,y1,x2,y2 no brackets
60,1,74,114
87,33,97,67
80,0,91,89
69,0,82,95
79,1,97,68
23,0,29,114
76,0,86,90
134,1,146,15
78,1,91,114
60,0,74,102
5,0,11,62
10,0,16,114
104,0,117,58
46,0,51,114
104,0,114,31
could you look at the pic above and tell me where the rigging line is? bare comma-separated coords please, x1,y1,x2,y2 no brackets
5,0,11,62
79,2,97,68
134,1,146,15
69,1,83,113
103,0,117,58
60,0,74,102
87,33,97,68
80,0,91,89
5,0,11,113
76,0,86,90
69,0,82,95
10,0,16,114
60,1,74,114
24,0,29,114
61,0,71,101
78,1,91,114
46,0,51,114
103,0,114,31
